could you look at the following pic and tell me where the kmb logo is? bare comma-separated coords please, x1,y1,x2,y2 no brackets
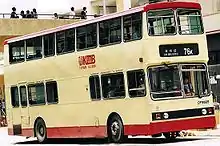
78,54,96,69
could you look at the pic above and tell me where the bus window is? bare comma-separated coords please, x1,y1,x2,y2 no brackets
127,69,146,97
11,87,19,107
123,12,142,41
26,36,42,60
44,33,55,57
19,86,27,107
177,9,203,35
46,81,58,103
101,73,125,98
9,41,25,63
28,83,45,105
147,9,176,36
89,76,101,100
77,23,97,51
56,29,75,54
181,65,209,97
99,17,121,46
148,65,182,99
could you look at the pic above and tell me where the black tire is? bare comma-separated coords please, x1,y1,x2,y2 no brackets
34,118,47,143
152,133,162,138
107,115,125,143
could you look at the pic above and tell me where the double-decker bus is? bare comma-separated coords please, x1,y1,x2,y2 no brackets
4,1,216,143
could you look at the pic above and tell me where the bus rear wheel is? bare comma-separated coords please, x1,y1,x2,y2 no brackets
34,118,47,143
107,115,125,143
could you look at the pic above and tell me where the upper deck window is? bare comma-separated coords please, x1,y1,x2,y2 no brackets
147,9,176,36
99,17,121,45
177,9,203,35
9,41,25,63
56,29,75,54
123,12,142,41
44,33,55,57
77,23,97,51
26,36,42,60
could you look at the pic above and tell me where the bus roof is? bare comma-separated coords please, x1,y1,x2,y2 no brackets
144,1,201,12
5,1,201,45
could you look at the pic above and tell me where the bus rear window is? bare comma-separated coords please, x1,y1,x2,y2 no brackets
147,9,176,36
177,9,203,35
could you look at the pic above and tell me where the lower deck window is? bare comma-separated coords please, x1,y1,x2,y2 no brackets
28,83,45,105
101,73,125,98
46,81,58,103
127,69,146,97
89,76,101,100
11,87,19,107
20,86,27,107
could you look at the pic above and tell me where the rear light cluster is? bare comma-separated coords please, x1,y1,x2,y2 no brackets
156,112,169,120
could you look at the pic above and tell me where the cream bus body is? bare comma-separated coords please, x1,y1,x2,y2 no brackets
4,1,215,142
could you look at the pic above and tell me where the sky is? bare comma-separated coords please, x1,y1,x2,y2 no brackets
0,0,90,14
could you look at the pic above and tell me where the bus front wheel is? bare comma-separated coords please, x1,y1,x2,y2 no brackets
107,115,125,143
34,118,47,143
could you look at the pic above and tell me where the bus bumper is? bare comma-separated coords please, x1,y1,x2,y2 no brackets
124,116,216,136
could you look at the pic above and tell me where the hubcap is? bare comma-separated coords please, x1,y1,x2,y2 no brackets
111,121,120,136
38,125,44,137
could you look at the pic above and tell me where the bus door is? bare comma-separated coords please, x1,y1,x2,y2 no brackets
19,86,30,128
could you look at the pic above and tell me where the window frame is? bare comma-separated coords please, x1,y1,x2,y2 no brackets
26,36,43,61
89,75,101,101
147,64,183,101
11,86,20,108
101,72,126,99
56,28,75,55
28,83,46,106
127,69,146,98
99,17,122,46
176,8,204,35
123,12,143,42
9,41,25,64
46,81,59,104
43,33,55,57
180,64,211,97
147,8,177,36
19,85,28,107
147,63,210,101
76,23,97,51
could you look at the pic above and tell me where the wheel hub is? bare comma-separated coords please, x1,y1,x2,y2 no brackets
111,121,120,136
38,125,44,136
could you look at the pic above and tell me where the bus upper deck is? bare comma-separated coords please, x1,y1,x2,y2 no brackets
4,1,206,66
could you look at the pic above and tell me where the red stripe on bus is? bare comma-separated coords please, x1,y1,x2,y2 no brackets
144,2,201,12
47,126,106,138
22,128,33,137
9,116,215,138
124,116,216,135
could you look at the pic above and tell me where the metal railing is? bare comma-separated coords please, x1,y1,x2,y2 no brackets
0,13,102,19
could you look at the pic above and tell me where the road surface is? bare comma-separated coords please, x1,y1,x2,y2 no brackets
1,127,220,146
